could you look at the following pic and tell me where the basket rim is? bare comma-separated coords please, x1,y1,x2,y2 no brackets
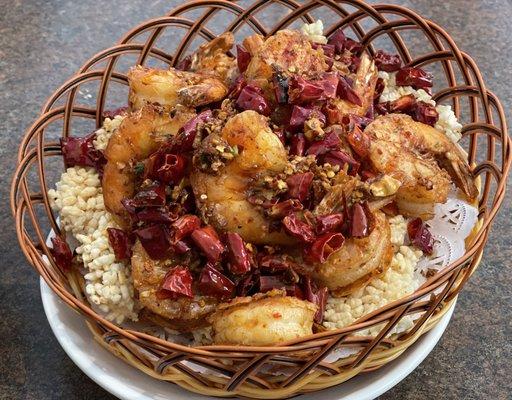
10,0,512,358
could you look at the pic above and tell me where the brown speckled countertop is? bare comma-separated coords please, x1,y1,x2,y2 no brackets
1,1,511,399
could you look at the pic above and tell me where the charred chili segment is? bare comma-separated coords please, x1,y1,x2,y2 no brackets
236,44,251,73
373,50,402,72
61,132,106,172
157,266,194,299
49,236,74,272
273,70,289,104
107,228,133,260
377,94,439,126
407,217,434,254
236,84,271,115
395,66,433,92
197,264,235,299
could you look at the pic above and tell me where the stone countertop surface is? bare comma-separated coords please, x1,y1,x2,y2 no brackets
1,0,510,399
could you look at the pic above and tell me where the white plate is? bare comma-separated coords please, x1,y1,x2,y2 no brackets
40,278,455,400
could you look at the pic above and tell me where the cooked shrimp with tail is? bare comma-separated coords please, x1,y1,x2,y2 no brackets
190,110,293,245
365,113,477,217
131,241,218,332
312,211,393,296
188,32,238,86
103,105,195,226
128,66,228,111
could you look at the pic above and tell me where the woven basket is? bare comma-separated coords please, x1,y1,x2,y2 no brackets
11,0,511,398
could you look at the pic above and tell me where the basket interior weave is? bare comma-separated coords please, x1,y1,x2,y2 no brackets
11,0,511,397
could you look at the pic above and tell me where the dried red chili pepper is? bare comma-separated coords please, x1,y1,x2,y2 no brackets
374,77,386,102
413,101,439,126
157,266,193,299
237,271,260,296
316,213,344,235
374,50,402,72
303,277,328,323
197,264,235,299
134,224,171,259
307,232,345,263
323,150,360,175
169,110,212,153
273,127,286,144
259,254,295,272
312,42,335,59
136,206,178,224
236,44,251,73
172,215,201,242
131,183,166,207
258,275,287,293
318,72,339,99
236,84,271,115
107,228,132,260
337,76,363,106
289,105,326,131
350,203,369,237
60,132,106,172
395,67,433,91
306,130,341,157
388,94,416,113
146,152,187,185
350,202,375,238
258,276,302,298
341,114,373,131
282,214,316,243
228,75,247,99
327,28,346,53
273,71,289,104
344,38,362,54
191,226,225,262
49,236,73,272
225,232,251,275
170,240,191,255
286,172,314,202
288,75,324,104
381,201,399,217
289,133,306,156
348,54,361,73
407,218,434,254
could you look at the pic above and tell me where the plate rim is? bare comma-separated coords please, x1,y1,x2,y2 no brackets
40,277,455,400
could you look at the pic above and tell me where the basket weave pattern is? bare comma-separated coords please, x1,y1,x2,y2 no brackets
11,1,511,398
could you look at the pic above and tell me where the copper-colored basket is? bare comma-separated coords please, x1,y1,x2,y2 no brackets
11,0,511,398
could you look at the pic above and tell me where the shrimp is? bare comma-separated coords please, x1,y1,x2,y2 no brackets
190,110,293,245
242,34,264,56
188,32,238,86
312,211,393,296
103,105,196,226
364,113,477,217
131,241,218,331
209,289,316,345
328,53,378,119
244,30,328,94
128,65,228,111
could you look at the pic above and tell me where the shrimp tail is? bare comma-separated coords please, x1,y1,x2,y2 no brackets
178,80,227,107
192,32,234,61
438,150,478,200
